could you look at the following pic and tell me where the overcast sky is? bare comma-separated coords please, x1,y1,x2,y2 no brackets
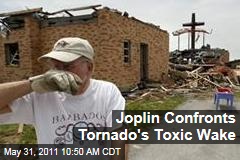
0,0,239,60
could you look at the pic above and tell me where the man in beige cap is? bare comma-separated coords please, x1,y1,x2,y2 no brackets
0,37,126,159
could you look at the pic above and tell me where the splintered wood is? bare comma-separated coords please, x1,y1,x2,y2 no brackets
169,64,240,90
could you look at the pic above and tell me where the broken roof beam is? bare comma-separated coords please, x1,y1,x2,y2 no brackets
41,4,102,16
64,10,74,17
169,62,193,71
41,14,97,27
0,8,42,17
1,16,25,29
172,28,210,36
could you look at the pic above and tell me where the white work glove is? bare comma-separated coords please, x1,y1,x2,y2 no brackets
29,70,82,95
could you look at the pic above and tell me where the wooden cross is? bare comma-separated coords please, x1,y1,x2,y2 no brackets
183,13,205,51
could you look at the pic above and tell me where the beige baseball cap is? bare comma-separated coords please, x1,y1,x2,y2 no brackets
38,37,94,63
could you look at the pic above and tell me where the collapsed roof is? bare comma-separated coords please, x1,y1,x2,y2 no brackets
0,4,164,37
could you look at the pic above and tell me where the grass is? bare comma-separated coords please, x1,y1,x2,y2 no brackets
126,94,186,131
18,125,37,144
126,95,186,110
0,124,37,144
0,94,186,144
234,91,240,99
0,124,21,143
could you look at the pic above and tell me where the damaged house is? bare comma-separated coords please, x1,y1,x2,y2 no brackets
0,5,169,88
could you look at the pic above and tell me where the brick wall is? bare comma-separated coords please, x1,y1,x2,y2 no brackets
94,8,169,87
0,15,36,82
0,8,169,88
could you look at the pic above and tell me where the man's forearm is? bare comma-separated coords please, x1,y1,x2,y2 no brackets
0,80,32,110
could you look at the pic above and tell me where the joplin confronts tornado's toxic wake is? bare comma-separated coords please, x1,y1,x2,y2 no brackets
76,110,239,143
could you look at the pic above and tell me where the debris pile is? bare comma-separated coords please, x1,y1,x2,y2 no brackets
123,13,240,100
168,63,240,90
123,63,240,101
167,12,240,92
170,45,229,65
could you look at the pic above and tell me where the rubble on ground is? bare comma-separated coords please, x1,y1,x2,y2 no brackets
123,60,240,100
168,62,240,90
123,13,240,100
